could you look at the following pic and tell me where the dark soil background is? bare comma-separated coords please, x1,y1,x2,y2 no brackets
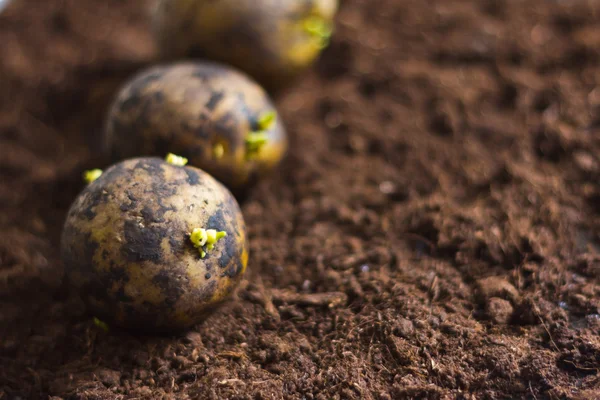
1,0,600,398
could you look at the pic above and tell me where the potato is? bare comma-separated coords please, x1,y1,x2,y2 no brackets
104,62,287,193
152,0,339,88
61,157,248,332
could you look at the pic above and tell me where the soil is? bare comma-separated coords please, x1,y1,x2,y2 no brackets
1,0,600,399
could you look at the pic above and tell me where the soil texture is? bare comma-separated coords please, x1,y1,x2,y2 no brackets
1,0,600,398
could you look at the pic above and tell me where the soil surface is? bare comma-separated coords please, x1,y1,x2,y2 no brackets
1,0,600,399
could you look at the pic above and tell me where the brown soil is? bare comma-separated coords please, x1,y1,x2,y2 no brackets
1,0,600,399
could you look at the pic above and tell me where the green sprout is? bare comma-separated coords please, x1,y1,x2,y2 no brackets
213,143,225,160
190,228,227,258
246,131,269,154
165,153,188,166
83,169,103,184
246,111,276,159
93,317,109,332
257,111,277,131
302,16,333,49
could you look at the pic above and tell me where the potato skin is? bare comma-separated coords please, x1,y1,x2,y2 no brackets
152,0,339,88
104,62,287,192
61,157,248,332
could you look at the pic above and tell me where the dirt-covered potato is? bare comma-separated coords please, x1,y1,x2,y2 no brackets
152,0,339,88
104,62,287,193
61,157,248,332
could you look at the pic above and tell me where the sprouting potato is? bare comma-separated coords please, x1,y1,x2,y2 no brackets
104,62,287,193
152,0,339,88
61,157,248,332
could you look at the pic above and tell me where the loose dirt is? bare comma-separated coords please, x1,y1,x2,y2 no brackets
1,0,599,398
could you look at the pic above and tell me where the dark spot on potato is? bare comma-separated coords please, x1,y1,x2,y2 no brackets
119,94,143,113
169,235,182,255
108,263,129,283
180,120,193,134
185,168,201,186
207,208,227,231
234,259,244,277
127,191,138,201
141,205,165,224
234,92,255,121
122,220,165,262
222,263,239,278
205,273,211,279
193,125,211,142
153,91,165,103
217,236,235,270
156,198,177,217
120,191,139,212
206,90,225,111
199,279,217,302
82,205,97,220
152,179,178,200
135,158,165,181
152,269,185,307
192,68,210,81
198,112,209,123
82,189,107,220
221,258,244,279
81,232,99,269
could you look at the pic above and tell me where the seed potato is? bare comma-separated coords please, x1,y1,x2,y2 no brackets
152,0,339,88
61,157,248,332
104,62,287,192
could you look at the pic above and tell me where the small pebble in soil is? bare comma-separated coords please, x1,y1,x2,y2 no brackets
302,280,311,292
587,314,600,325
487,297,514,325
558,301,569,310
379,181,396,194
